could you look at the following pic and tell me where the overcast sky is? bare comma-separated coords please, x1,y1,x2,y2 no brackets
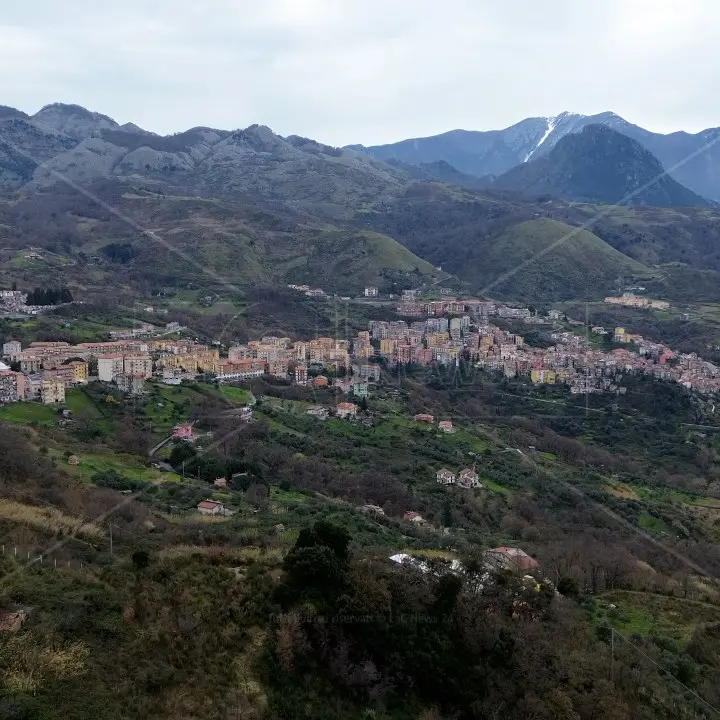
0,0,718,146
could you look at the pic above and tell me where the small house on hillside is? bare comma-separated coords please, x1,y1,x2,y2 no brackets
173,423,194,440
214,477,228,488
439,420,453,433
336,402,358,419
436,468,456,485
306,405,329,420
414,413,434,423
361,504,385,516
197,499,224,516
458,468,481,489
485,546,538,572
403,511,425,524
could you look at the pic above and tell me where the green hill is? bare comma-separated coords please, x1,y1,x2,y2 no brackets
0,184,444,298
471,217,649,301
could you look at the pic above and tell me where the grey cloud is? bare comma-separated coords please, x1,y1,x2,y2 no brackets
0,0,718,145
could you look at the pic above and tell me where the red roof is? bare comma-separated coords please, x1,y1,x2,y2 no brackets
488,546,538,570
198,500,221,510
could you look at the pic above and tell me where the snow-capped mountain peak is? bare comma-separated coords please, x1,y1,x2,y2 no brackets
524,116,557,162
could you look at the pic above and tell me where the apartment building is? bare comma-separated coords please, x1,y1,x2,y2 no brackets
68,361,89,385
294,365,308,385
217,359,264,380
2,341,22,360
41,379,65,405
115,373,146,395
124,354,153,379
43,366,77,388
20,356,42,373
0,371,25,403
98,354,125,382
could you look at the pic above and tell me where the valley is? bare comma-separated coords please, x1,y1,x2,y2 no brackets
2,101,720,719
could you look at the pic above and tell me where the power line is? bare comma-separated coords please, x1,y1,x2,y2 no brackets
604,625,720,717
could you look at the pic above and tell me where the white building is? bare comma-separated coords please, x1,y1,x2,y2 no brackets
197,500,224,515
98,354,125,382
436,469,456,485
2,341,22,360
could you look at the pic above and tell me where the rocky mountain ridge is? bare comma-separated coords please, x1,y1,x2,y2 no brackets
350,111,720,201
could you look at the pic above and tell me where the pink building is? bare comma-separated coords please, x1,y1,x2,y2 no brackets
172,423,194,440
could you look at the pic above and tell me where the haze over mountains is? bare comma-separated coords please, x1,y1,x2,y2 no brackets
350,110,720,202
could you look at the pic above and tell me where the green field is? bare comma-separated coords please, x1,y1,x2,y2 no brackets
595,590,720,649
53,448,181,485
216,384,253,404
482,479,512,497
0,402,58,426
141,384,208,433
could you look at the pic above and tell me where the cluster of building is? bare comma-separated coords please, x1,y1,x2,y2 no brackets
476,323,720,395
305,401,360,420
604,293,670,310
361,308,720,396
394,290,551,322
223,334,378,398
0,290,53,317
413,414,454,432
286,284,326,298
436,467,482,489
0,336,213,404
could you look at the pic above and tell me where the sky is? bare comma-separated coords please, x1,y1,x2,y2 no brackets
0,0,718,146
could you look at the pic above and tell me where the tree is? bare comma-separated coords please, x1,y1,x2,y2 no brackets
294,520,351,563
247,483,268,508
132,550,149,570
557,576,580,599
282,545,346,604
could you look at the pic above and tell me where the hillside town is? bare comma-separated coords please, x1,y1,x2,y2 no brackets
1,291,717,408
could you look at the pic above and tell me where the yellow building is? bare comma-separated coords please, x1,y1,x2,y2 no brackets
68,361,89,385
425,333,448,348
379,338,396,356
530,368,556,384
195,349,220,372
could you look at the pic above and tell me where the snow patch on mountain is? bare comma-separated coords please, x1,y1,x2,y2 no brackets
524,117,556,162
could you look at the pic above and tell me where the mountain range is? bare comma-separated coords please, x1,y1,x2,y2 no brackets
493,125,710,207
349,111,720,202
3,102,720,304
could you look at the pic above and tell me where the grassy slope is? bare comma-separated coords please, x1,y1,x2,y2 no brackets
476,217,650,301
0,188,443,298
2,367,720,716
